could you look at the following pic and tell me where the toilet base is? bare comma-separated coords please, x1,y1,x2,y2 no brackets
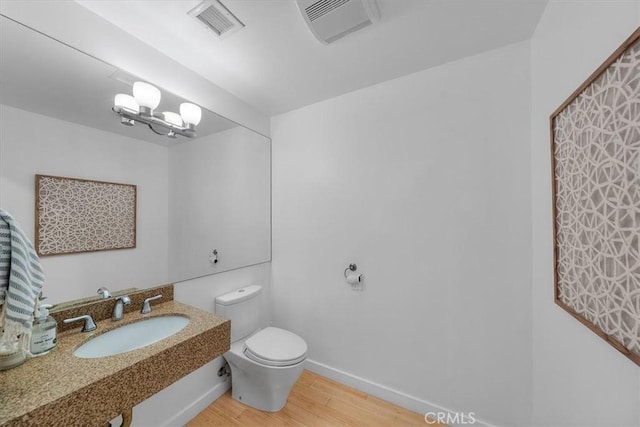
225,348,305,412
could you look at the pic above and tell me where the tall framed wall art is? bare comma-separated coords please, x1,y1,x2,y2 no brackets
551,27,640,366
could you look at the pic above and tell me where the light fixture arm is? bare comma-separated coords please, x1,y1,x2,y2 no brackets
113,105,197,139
147,123,168,136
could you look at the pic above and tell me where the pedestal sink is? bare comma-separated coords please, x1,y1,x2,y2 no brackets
74,315,190,358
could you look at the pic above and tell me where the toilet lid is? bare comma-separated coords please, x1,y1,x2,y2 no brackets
243,327,307,367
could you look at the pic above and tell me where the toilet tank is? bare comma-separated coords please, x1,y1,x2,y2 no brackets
215,285,262,342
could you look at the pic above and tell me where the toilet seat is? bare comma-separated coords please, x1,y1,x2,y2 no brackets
243,327,307,367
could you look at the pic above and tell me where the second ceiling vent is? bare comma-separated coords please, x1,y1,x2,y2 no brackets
296,0,380,44
188,0,245,39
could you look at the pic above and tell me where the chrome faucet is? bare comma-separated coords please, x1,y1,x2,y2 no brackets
63,315,97,332
141,295,162,314
112,295,131,321
97,287,111,299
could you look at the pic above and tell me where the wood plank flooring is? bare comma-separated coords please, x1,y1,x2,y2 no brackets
187,370,444,426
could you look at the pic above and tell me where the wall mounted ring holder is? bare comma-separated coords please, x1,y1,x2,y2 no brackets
344,263,357,278
209,249,218,265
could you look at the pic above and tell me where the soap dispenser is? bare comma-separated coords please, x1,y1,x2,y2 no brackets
30,298,57,356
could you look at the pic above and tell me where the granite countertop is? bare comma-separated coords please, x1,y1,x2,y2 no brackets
0,300,230,427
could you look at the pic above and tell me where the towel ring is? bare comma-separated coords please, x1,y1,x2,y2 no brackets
344,263,357,278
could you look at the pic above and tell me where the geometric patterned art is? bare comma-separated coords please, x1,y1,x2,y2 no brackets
35,175,136,256
551,27,640,366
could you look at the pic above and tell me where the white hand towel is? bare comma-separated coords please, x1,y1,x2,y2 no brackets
0,210,45,354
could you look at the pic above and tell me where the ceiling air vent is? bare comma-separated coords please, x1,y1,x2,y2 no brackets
296,0,379,44
188,0,244,39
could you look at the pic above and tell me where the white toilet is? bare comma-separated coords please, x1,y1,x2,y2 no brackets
215,285,307,412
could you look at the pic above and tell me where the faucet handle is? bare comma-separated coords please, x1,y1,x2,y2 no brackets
63,315,97,332
97,287,111,299
141,295,162,314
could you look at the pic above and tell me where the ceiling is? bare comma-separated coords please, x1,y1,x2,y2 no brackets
0,16,237,146
76,0,548,116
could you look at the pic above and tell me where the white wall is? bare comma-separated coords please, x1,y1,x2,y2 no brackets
0,105,169,304
271,42,532,426
531,2,640,426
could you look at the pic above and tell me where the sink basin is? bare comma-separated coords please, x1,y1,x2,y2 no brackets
74,315,189,358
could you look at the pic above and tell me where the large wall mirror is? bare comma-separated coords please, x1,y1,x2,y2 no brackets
0,16,271,304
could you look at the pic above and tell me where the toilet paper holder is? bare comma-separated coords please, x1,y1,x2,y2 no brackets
344,263,363,288
344,263,357,278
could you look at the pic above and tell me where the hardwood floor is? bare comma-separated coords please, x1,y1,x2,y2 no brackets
187,370,444,426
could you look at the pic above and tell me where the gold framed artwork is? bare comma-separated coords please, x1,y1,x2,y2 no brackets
551,27,640,366
35,174,137,256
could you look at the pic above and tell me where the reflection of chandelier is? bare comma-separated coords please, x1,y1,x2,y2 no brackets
113,82,202,139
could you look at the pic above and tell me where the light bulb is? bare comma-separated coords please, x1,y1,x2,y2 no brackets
180,103,202,126
133,82,161,111
114,94,139,113
163,111,183,127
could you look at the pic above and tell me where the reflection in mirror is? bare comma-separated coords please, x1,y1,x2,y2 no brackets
49,288,138,312
0,16,271,304
169,125,270,282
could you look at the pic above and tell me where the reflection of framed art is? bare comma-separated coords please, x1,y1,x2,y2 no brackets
35,174,136,256
551,27,640,366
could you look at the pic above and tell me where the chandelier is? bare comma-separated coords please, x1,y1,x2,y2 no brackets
113,82,202,139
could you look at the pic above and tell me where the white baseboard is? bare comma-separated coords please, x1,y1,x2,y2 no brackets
161,378,231,427
304,359,498,427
